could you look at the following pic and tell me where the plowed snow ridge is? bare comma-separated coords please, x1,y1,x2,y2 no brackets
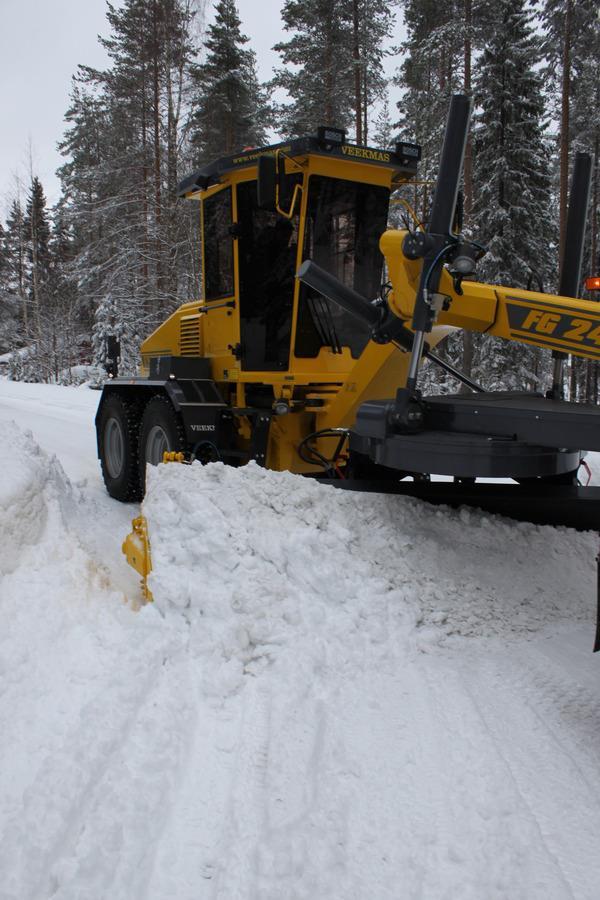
1,388,600,900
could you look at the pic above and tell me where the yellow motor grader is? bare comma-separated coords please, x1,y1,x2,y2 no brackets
95,95,600,641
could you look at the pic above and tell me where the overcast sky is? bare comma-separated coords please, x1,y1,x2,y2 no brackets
0,0,401,216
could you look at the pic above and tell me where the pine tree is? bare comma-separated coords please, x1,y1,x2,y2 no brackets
350,0,397,144
58,0,198,371
189,0,267,162
272,0,394,141
273,0,355,136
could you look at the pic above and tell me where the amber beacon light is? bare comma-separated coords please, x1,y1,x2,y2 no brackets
585,275,600,292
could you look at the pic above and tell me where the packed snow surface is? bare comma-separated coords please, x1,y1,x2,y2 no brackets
1,380,600,899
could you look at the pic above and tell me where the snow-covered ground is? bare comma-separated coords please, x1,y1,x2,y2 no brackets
1,379,600,900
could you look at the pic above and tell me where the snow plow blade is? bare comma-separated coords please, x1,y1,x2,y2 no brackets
328,478,600,651
122,516,153,602
596,554,600,653
325,479,600,531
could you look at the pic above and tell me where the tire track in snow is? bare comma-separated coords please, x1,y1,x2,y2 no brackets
0,637,187,900
46,652,195,900
213,680,272,899
458,643,600,899
141,673,243,900
328,649,575,900
253,694,351,900
414,656,574,900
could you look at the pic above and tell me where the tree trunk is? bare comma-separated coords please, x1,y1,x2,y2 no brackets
29,203,40,337
352,0,362,144
461,0,473,386
463,0,473,222
141,54,149,287
591,131,599,276
324,15,333,123
152,0,162,304
559,0,572,273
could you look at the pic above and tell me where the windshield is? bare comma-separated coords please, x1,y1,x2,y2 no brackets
295,175,390,358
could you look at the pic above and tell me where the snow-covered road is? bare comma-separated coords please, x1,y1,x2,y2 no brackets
1,380,600,900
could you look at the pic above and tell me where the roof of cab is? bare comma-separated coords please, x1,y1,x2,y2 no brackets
177,134,421,198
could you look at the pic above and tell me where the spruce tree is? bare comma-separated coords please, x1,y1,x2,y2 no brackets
556,1,600,400
0,222,18,354
3,200,28,344
541,0,595,261
394,0,495,385
189,0,267,163
473,0,554,288
23,177,51,336
372,89,394,150
394,0,463,189
472,0,555,389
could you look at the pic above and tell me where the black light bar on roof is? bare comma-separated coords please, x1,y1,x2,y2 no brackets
395,142,422,166
317,126,346,147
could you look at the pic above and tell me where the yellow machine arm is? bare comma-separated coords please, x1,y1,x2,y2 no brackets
382,229,600,363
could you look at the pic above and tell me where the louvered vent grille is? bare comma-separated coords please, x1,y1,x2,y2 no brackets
180,314,201,356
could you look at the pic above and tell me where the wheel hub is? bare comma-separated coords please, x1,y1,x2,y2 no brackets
145,424,170,465
104,417,125,478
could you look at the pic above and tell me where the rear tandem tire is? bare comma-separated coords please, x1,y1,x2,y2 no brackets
97,393,142,502
138,395,187,494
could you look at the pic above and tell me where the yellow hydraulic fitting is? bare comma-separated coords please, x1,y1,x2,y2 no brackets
162,451,185,463
122,515,153,602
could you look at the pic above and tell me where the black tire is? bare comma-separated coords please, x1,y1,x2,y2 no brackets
138,395,187,493
97,393,142,502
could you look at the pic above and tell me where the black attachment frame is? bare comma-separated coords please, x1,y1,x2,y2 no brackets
595,549,600,652
296,259,486,394
407,95,472,370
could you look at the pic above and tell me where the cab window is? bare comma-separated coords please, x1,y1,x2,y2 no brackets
236,178,300,371
295,176,390,358
203,188,234,299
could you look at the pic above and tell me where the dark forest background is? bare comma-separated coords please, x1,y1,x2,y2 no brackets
0,0,598,399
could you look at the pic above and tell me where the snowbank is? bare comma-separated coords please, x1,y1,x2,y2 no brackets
140,461,600,899
0,424,190,900
145,460,598,662
2,409,600,900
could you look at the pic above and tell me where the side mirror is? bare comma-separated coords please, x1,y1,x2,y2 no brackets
257,156,277,211
105,335,120,377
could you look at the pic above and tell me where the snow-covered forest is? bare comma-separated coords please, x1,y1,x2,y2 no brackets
0,0,599,397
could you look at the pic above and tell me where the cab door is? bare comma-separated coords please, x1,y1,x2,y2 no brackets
236,178,300,371
201,186,237,358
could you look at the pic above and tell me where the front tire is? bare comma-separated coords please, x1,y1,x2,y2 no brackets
138,395,187,493
98,393,142,502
